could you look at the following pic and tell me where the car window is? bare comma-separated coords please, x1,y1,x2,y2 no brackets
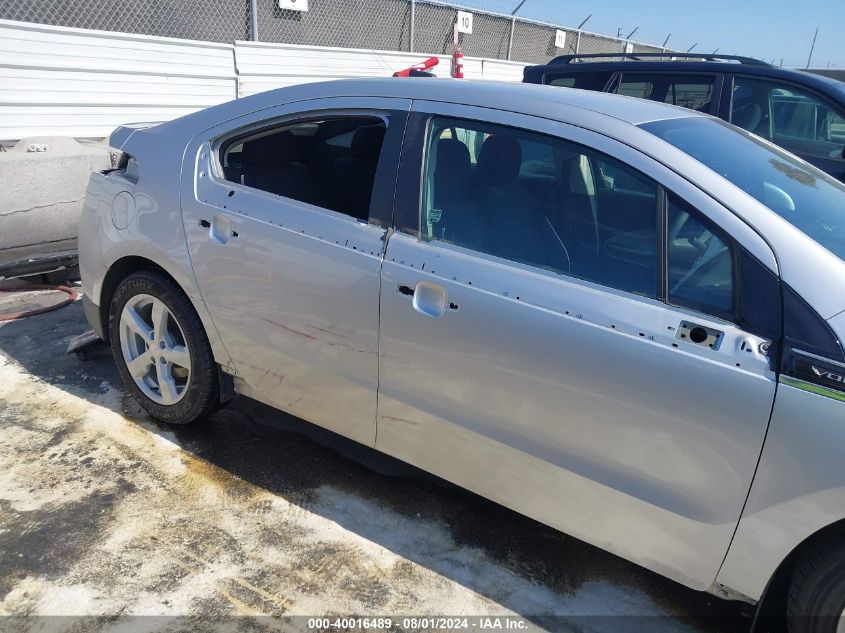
546,71,614,91
731,77,845,160
218,115,387,221
617,74,716,112
668,194,734,319
421,116,659,298
643,116,845,263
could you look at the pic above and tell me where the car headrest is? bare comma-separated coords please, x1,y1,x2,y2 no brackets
434,138,472,194
351,125,386,159
476,135,522,185
732,102,763,132
241,131,299,166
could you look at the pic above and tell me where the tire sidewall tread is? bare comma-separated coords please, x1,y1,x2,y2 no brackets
787,532,845,633
108,270,220,425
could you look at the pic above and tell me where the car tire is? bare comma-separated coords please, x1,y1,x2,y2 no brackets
109,270,221,425
787,533,845,633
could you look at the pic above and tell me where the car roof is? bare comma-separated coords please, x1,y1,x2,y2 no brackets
205,77,703,128
524,59,845,100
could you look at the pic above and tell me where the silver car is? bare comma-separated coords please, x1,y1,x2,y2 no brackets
79,78,845,629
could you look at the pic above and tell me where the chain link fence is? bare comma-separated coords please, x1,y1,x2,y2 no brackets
0,0,672,64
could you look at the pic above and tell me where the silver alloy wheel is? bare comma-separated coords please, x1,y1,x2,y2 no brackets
118,293,191,405
837,609,845,633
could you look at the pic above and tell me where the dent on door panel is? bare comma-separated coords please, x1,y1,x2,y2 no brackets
377,232,777,590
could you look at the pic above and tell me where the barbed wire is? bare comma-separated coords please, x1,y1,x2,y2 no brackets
0,0,674,64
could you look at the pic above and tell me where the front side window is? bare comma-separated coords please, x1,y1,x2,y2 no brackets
219,115,387,221
668,195,734,319
421,117,659,298
617,74,717,112
643,116,845,263
731,77,845,160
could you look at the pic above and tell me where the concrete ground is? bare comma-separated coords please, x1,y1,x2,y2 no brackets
0,287,753,632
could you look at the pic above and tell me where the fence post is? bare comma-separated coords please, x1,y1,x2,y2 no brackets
410,0,415,53
250,0,259,41
575,30,581,54
507,17,515,60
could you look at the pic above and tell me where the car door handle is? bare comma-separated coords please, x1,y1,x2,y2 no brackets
201,214,238,245
397,281,456,318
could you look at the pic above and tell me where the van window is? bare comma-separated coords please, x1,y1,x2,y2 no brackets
219,115,387,221
617,74,717,112
546,71,614,91
731,77,845,160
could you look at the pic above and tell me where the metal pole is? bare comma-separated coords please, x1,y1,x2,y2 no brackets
410,0,415,53
575,30,581,54
507,17,515,60
250,0,259,41
806,26,818,69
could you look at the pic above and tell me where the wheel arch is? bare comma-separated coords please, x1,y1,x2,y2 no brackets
97,255,236,401
99,255,172,343
753,518,845,631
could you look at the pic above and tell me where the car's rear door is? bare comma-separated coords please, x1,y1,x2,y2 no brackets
180,97,410,446
376,100,780,590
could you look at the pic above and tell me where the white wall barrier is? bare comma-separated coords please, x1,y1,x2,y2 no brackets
0,20,237,141
233,40,528,97
0,19,528,142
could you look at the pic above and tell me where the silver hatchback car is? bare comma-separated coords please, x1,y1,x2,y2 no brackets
79,78,845,629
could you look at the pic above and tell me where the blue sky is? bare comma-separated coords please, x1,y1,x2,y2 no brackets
458,0,844,68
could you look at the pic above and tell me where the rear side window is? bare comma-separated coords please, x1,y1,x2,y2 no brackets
546,71,614,91
218,115,387,221
617,74,717,112
421,116,659,298
731,76,845,160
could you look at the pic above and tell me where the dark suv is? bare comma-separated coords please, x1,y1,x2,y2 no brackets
523,53,845,180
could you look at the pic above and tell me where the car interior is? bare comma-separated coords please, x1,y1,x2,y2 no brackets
424,121,733,312
732,80,845,160
220,115,387,221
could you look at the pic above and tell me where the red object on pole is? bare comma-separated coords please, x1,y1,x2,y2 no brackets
451,46,464,79
450,18,464,79
392,56,439,77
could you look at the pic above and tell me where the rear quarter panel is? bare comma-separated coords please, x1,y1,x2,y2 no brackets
90,127,235,372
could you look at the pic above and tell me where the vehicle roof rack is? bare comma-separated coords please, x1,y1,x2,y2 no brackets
547,52,771,67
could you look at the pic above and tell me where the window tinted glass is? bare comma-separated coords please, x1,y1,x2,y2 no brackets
219,116,386,221
732,77,845,160
643,116,845,262
668,195,734,319
422,117,659,297
547,71,613,91
618,74,716,112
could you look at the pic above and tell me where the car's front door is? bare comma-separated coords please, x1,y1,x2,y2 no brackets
180,97,409,445
376,101,781,590
727,75,845,181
